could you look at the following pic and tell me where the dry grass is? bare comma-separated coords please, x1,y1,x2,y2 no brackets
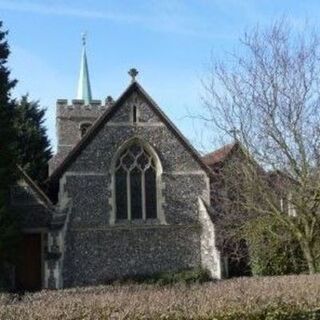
1,275,320,319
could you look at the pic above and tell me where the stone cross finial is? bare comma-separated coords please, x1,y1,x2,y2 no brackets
128,68,139,82
105,95,114,107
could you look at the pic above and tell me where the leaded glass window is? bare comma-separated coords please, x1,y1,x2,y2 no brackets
115,142,158,220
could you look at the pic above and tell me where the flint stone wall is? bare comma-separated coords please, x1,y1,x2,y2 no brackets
63,226,200,286
58,90,212,286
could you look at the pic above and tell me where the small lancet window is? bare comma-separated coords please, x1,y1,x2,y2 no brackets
133,105,137,123
80,122,92,137
115,142,158,221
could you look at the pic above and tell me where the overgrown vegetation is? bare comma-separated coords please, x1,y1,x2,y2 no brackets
106,268,211,285
202,19,320,275
1,275,320,319
245,215,307,276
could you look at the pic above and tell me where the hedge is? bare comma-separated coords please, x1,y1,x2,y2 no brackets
1,274,320,319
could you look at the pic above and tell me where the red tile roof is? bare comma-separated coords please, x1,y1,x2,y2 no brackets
202,143,236,166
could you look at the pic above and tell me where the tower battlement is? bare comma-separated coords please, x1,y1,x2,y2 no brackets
56,99,107,119
55,97,109,163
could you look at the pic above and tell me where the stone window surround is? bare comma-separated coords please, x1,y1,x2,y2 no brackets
109,137,166,225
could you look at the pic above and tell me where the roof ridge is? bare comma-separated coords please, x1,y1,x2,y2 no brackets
203,142,236,157
202,142,238,166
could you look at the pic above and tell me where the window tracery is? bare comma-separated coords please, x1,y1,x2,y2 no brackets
114,142,158,220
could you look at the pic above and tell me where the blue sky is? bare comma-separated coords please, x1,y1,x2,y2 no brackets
1,0,318,153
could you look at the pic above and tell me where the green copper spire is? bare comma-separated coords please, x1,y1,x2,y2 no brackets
77,33,92,105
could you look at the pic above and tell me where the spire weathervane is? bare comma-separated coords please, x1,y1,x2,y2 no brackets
128,68,138,83
77,32,92,105
81,32,86,46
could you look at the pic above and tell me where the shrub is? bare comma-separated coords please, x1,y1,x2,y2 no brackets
107,268,212,285
244,215,307,276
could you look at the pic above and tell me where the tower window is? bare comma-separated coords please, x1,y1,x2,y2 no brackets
80,122,92,137
114,141,158,221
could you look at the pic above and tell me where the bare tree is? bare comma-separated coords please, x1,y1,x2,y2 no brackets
202,19,320,274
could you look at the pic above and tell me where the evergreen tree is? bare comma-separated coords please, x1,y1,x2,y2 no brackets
14,95,52,184
0,21,19,284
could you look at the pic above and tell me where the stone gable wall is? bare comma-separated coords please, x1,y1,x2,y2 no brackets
58,90,214,286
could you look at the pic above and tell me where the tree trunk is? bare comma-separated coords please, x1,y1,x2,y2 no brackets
300,241,317,274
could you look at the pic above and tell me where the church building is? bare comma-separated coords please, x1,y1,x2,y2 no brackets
10,37,222,290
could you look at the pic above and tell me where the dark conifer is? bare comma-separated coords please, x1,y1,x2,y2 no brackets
0,21,19,283
14,95,52,184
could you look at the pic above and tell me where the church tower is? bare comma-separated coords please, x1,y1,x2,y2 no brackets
49,35,108,174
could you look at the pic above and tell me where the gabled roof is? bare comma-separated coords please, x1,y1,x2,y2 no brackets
17,165,53,208
202,142,238,166
49,81,213,182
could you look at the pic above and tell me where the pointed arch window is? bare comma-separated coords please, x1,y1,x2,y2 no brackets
114,142,158,221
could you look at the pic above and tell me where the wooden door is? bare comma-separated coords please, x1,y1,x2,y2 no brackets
16,233,42,291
